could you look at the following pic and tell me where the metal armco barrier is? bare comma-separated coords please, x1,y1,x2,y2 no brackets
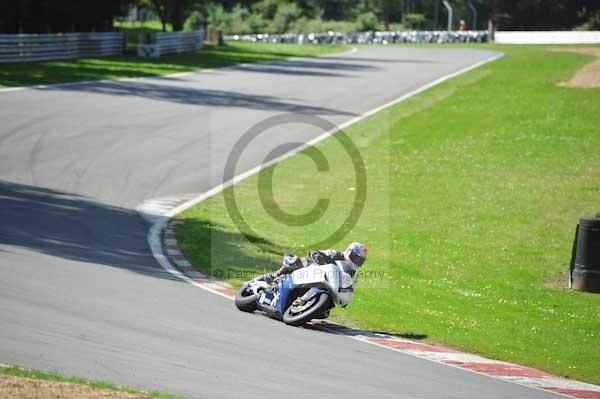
227,30,489,45
0,32,125,63
137,29,205,58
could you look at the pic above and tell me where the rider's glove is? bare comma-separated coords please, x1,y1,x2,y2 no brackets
265,271,279,284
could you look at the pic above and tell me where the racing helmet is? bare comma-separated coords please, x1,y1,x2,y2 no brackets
344,242,367,270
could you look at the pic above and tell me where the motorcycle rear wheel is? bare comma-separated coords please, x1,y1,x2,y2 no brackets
283,293,330,326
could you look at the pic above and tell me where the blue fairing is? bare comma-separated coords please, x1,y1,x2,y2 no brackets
256,274,328,317
275,274,296,314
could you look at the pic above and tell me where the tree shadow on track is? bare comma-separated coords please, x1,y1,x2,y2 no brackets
319,56,442,64
227,58,381,77
0,180,181,281
44,82,355,116
0,180,285,284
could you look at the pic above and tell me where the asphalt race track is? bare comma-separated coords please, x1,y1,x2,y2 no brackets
0,47,560,398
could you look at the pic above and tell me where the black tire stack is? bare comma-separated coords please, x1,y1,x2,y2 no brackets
571,216,600,293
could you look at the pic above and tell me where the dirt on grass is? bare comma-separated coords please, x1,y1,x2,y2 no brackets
550,47,600,88
544,270,571,290
0,375,152,399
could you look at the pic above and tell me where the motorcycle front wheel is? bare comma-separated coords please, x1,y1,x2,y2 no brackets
282,292,330,326
235,283,258,312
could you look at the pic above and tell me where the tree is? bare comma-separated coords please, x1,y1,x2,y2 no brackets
366,0,403,30
0,0,128,34
172,0,185,31
478,0,600,30
269,2,302,33
356,11,379,30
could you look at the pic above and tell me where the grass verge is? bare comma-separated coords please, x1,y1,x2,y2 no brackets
0,41,350,88
175,44,600,384
0,365,181,399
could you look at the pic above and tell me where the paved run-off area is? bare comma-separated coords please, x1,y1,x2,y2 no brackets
0,46,572,398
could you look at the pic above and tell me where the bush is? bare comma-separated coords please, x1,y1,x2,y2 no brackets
404,13,426,29
268,2,302,33
290,18,356,33
228,4,251,33
188,2,263,34
319,20,357,32
206,3,231,31
252,0,280,20
246,12,267,33
575,8,600,30
388,22,406,31
355,11,379,31
186,1,402,35
289,16,310,33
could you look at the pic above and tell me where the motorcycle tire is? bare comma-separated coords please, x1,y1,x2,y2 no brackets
282,293,330,327
235,283,258,312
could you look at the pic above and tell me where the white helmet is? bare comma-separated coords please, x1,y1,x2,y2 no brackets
344,242,367,269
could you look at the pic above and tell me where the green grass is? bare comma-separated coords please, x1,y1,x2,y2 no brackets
175,44,600,384
0,41,350,88
1,365,182,399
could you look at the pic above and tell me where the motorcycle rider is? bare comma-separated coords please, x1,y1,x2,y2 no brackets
266,242,367,312
268,241,368,281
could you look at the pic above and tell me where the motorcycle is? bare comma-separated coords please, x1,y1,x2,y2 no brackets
234,261,356,326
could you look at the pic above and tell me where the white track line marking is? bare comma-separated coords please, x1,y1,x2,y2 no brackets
501,377,600,392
